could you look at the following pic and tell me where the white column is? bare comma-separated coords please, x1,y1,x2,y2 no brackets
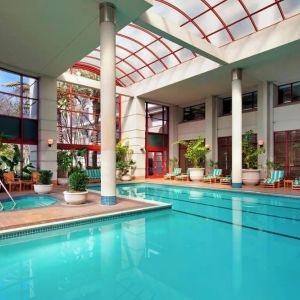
100,2,116,205
257,82,275,178
231,69,242,188
121,96,146,179
39,76,57,181
169,105,181,160
205,96,217,174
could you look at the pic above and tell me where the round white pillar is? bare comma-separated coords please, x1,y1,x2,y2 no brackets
100,2,117,205
231,69,242,188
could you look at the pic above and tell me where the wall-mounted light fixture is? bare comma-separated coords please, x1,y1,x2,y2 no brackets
257,139,264,148
205,144,211,150
48,138,54,148
140,146,145,153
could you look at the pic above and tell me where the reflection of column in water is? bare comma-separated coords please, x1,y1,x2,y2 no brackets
100,223,122,298
232,197,242,293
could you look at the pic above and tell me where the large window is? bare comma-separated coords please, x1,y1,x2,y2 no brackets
274,130,300,178
221,91,257,115
0,68,39,172
146,102,169,178
183,103,205,122
57,80,121,168
278,82,300,105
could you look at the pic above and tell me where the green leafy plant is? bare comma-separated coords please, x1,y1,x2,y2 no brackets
38,170,53,185
169,157,178,172
57,150,73,177
175,136,210,168
68,171,89,192
266,160,282,177
0,144,21,172
116,139,135,176
242,130,265,169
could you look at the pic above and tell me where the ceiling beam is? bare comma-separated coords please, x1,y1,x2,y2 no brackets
58,72,133,97
136,10,228,65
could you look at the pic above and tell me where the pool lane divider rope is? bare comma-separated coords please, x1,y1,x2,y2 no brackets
141,186,300,211
141,192,300,223
173,209,300,241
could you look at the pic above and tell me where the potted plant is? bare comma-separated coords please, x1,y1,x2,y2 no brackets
169,157,178,173
116,139,135,181
242,130,265,185
34,170,53,194
175,136,210,181
63,171,89,204
57,150,73,185
266,160,282,177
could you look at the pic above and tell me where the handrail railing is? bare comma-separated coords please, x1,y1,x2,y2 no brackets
0,179,16,210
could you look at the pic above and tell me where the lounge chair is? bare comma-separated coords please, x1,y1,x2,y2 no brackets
84,168,101,183
22,171,40,190
164,168,181,180
203,169,222,183
3,172,22,192
263,170,285,188
175,168,190,181
220,176,232,185
292,179,300,190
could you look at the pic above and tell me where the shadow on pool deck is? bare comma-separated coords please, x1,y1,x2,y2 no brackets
0,185,159,232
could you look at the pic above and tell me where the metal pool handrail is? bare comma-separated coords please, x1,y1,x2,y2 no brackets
0,179,16,210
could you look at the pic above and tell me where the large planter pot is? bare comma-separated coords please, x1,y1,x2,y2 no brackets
242,169,261,186
116,170,121,180
57,178,69,185
34,184,53,194
121,174,132,181
63,191,88,205
189,168,205,181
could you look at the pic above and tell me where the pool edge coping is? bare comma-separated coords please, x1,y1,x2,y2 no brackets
0,202,171,239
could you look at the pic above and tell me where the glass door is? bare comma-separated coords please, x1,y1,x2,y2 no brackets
147,151,165,178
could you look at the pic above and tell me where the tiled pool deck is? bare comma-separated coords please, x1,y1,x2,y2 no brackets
0,179,299,233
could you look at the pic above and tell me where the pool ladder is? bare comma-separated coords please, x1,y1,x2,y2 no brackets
0,179,16,210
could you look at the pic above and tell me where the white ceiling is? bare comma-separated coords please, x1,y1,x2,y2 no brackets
139,39,300,106
0,0,151,77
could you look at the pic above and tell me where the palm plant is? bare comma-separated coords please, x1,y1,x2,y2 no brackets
175,136,210,168
242,130,265,169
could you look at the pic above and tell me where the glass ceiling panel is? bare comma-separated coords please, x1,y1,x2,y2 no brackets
74,0,300,87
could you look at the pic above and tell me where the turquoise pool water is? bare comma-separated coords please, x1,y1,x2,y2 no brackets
1,195,58,211
1,183,300,299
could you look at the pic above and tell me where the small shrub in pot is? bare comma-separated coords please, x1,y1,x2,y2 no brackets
38,170,53,185
68,171,89,192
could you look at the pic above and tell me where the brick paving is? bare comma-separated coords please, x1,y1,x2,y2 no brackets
0,185,158,232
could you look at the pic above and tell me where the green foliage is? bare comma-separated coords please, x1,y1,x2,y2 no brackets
68,171,89,192
266,160,282,177
175,136,210,168
38,170,53,185
116,139,135,175
57,150,73,176
209,160,218,169
0,144,21,172
22,163,35,175
169,157,178,172
242,130,265,169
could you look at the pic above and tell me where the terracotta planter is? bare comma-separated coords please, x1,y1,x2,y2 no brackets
63,191,88,205
242,169,261,185
34,184,53,194
189,168,205,181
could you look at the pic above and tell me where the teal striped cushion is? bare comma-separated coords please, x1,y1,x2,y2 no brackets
174,168,181,176
264,178,276,184
221,176,231,182
294,180,300,185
